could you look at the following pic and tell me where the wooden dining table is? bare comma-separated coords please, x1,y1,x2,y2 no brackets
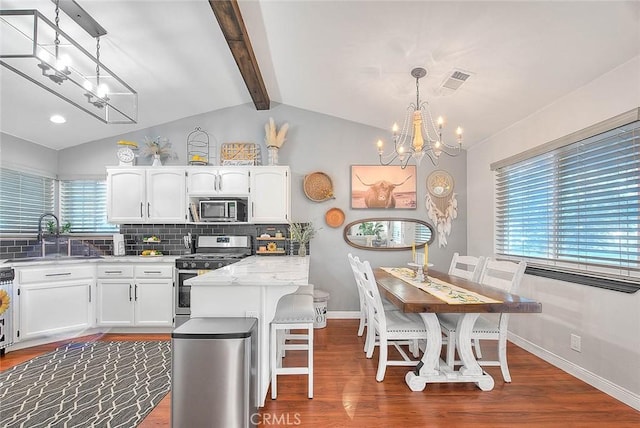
374,267,542,391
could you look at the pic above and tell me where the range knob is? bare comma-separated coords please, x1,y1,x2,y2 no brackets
204,262,210,268
182,261,189,269
217,262,224,268
190,262,197,269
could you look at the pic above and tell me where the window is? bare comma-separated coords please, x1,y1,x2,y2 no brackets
0,168,55,233
60,180,118,234
493,110,639,292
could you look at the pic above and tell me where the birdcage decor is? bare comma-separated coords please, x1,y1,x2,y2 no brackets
186,127,213,165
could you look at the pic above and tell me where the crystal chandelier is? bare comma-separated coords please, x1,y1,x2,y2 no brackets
0,0,137,124
377,67,463,168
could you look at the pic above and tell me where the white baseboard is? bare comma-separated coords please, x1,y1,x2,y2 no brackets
509,332,640,411
327,310,359,319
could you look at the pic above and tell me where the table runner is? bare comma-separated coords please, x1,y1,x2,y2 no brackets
381,267,502,304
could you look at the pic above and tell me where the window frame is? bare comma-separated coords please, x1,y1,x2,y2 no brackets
0,167,56,235
491,108,640,293
0,168,118,237
59,178,119,235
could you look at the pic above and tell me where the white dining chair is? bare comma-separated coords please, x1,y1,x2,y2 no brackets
448,252,486,282
438,257,526,382
441,253,486,367
354,257,427,382
347,253,398,351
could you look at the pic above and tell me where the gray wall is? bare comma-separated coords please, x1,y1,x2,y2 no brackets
56,103,468,311
0,133,58,178
467,57,640,404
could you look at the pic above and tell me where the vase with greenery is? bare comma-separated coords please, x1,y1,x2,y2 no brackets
289,222,315,256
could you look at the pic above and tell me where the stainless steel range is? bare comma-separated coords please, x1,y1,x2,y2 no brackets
175,235,251,327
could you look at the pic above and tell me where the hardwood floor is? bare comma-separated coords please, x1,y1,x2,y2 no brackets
1,320,639,427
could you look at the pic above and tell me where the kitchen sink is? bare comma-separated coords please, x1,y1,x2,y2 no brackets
5,255,104,263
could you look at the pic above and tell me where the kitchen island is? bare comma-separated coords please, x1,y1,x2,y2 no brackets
186,255,310,407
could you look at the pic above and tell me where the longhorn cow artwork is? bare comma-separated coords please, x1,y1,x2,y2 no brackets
351,165,417,209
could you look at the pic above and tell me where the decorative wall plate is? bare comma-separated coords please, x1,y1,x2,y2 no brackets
325,207,345,228
303,171,334,202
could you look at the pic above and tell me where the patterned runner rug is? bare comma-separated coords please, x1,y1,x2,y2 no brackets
0,341,171,428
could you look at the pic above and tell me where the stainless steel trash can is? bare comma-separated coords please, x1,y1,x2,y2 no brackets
171,317,257,428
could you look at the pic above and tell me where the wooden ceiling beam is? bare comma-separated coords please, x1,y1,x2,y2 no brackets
209,0,270,110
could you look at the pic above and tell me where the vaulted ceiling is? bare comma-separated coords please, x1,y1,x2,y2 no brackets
1,0,639,151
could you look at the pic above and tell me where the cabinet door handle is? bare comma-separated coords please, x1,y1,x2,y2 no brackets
46,272,71,277
104,270,122,274
134,284,138,301
143,270,162,275
147,202,150,218
214,175,218,191
218,174,223,192
140,202,143,217
88,285,92,303
129,284,132,301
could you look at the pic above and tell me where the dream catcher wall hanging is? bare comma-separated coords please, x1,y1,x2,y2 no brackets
425,170,457,247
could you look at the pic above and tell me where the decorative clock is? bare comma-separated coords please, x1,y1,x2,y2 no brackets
117,146,135,166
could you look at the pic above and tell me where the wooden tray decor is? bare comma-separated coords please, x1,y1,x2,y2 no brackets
220,142,259,165
303,171,334,202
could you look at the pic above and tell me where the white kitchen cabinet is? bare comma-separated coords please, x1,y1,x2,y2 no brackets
106,168,146,223
133,265,174,326
16,265,95,342
249,166,290,223
96,265,135,326
107,167,186,223
97,263,173,327
186,167,250,196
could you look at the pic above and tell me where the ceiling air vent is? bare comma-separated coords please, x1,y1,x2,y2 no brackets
441,69,472,91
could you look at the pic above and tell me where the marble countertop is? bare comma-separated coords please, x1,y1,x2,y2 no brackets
186,255,310,286
2,255,178,267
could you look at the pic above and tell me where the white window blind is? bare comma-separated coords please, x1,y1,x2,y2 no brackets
0,168,55,233
495,121,640,281
60,180,118,233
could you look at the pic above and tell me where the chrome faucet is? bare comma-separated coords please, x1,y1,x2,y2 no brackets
37,213,59,243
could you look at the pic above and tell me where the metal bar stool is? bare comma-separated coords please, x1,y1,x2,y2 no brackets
270,293,314,399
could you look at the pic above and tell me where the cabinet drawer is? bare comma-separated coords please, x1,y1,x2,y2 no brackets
18,265,95,284
97,265,135,278
134,265,173,278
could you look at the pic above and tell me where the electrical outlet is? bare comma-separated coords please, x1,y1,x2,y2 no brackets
570,333,581,352
246,311,259,320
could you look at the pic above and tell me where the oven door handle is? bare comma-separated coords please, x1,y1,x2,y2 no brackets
129,284,132,301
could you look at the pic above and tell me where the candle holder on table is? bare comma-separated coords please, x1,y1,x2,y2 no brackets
408,262,429,283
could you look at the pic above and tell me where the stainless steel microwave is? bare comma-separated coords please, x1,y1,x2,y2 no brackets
199,199,247,222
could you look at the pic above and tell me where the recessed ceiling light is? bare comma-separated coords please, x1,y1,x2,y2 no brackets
50,115,66,124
